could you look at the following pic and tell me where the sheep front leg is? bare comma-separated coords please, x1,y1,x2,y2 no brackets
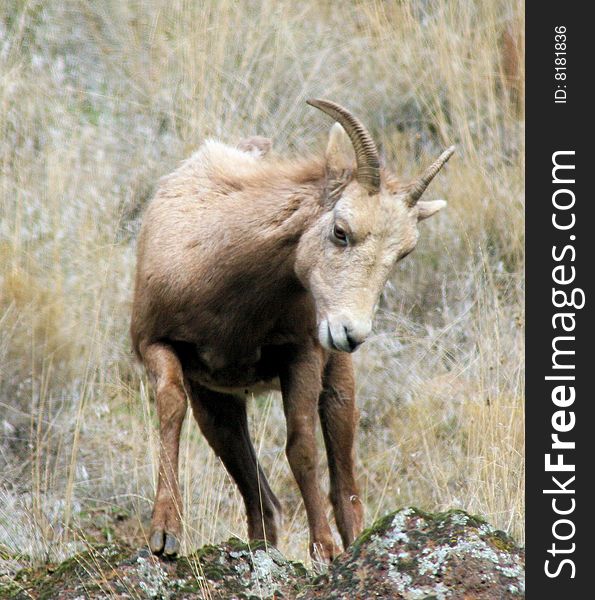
319,352,363,549
141,341,188,557
280,345,338,567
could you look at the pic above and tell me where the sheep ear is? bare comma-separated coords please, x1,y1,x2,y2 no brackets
237,136,272,158
325,122,355,172
417,199,447,221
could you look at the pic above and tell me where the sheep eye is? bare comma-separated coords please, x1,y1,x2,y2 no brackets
332,224,348,245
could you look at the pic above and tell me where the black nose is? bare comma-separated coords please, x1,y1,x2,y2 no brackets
345,330,363,352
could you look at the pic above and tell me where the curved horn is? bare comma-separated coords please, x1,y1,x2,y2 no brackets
408,146,455,206
307,98,380,194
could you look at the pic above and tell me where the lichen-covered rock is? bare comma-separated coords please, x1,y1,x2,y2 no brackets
179,538,309,599
0,539,308,599
0,509,524,599
297,508,525,599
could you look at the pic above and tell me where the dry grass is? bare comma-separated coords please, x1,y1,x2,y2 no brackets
0,0,524,569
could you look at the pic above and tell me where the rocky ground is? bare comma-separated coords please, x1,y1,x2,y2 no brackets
0,508,525,599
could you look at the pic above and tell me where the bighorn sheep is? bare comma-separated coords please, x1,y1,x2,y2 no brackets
130,99,454,564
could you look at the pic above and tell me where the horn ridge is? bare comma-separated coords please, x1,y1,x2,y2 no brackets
307,98,380,193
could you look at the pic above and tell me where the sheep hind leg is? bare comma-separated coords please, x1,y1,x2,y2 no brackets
187,381,281,545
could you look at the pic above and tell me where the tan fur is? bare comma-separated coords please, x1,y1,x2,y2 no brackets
131,122,447,563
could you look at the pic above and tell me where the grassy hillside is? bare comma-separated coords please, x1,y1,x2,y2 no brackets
0,0,524,567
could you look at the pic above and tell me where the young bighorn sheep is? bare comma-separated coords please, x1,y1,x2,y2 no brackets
130,99,454,564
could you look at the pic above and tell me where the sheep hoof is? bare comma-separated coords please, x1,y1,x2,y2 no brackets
149,529,179,557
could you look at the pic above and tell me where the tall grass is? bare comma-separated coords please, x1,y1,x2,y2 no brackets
0,0,524,567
